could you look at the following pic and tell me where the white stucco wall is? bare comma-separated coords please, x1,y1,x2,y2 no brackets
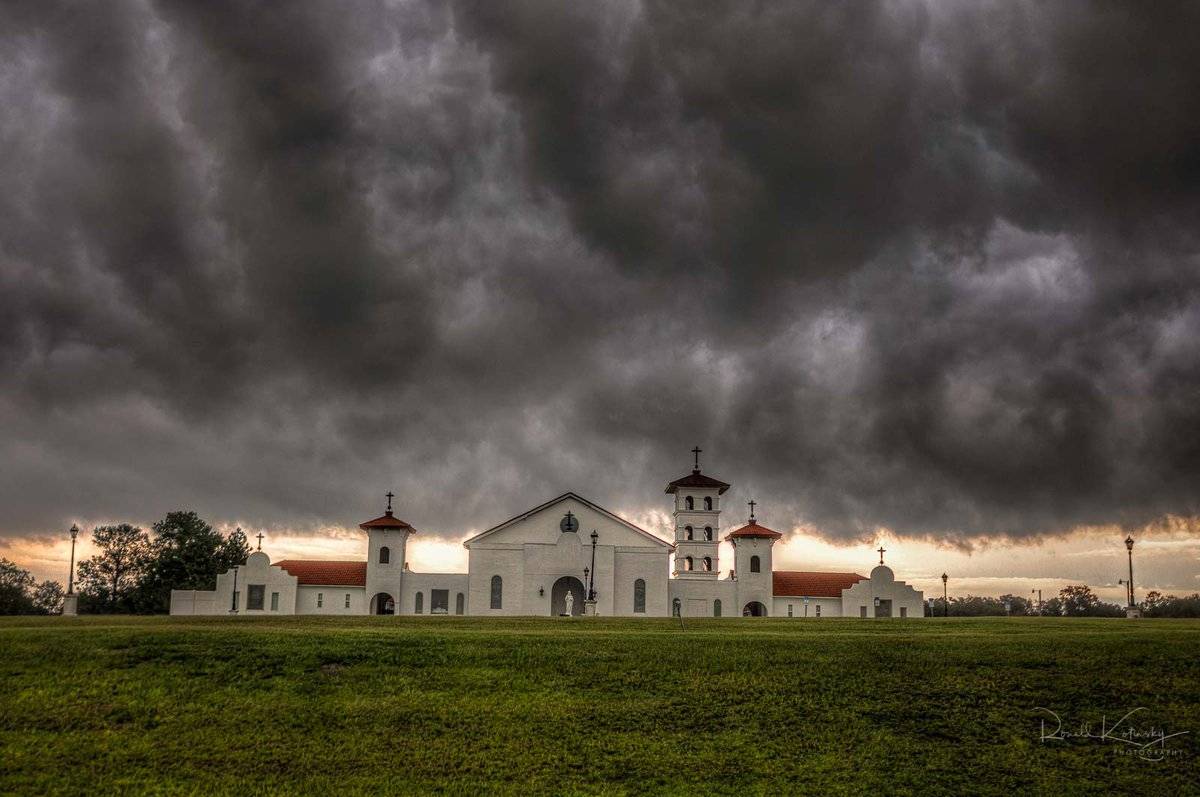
840,566,925,618
169,590,219,615
401,571,470,615
668,579,737,617
295,585,367,615
171,551,300,615
772,596,842,618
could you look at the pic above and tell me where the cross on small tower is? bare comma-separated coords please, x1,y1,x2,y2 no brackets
878,546,887,565
385,491,394,514
748,499,757,521
692,446,702,471
256,531,264,551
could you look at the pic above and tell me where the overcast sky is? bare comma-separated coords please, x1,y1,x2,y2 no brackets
2,2,1198,592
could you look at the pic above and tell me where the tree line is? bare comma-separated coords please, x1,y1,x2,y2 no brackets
924,584,1200,617
1,511,249,615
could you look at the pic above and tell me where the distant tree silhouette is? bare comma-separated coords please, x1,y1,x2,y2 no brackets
77,524,152,613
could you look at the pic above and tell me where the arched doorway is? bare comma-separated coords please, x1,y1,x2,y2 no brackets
371,593,395,615
742,601,767,617
551,576,586,616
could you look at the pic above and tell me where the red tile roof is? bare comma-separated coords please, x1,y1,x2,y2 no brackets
358,511,415,531
275,560,367,587
665,470,731,494
725,520,784,541
773,571,867,598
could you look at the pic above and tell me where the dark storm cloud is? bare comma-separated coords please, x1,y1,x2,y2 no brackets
1,1,1198,545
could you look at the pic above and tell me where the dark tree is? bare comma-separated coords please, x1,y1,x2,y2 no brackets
1056,585,1123,617
77,524,152,613
0,558,37,614
31,580,64,615
135,512,250,613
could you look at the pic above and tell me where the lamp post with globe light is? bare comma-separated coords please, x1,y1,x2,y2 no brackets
941,573,948,618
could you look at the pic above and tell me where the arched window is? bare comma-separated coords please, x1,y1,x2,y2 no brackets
672,598,681,616
704,497,712,511
414,592,423,614
379,546,390,564
455,592,465,615
490,575,503,609
685,496,694,510
685,525,693,540
704,526,713,541
633,579,646,613
714,599,722,617
702,557,712,571
684,556,693,571
750,555,761,573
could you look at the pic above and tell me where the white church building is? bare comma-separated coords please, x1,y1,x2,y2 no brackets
171,456,924,619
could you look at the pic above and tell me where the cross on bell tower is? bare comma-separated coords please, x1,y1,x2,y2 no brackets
877,546,887,565
256,531,264,551
692,446,702,472
748,499,757,522
385,491,394,514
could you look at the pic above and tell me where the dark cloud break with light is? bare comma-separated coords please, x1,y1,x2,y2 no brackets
2,1,1199,547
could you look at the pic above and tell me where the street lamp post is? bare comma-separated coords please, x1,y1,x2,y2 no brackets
1031,589,1042,616
583,530,599,616
67,524,79,595
1124,536,1135,607
229,565,240,614
1124,535,1139,618
62,524,81,616
941,573,948,618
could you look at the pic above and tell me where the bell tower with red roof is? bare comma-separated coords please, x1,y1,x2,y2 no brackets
665,447,729,580
726,501,782,615
361,492,415,615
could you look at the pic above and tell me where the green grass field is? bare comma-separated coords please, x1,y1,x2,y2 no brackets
2,616,1197,795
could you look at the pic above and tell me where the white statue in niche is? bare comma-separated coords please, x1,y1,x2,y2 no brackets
564,591,574,616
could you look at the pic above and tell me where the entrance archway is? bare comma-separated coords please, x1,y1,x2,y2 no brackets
742,601,767,617
551,576,586,616
371,592,395,615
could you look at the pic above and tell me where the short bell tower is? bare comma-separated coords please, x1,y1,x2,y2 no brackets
361,492,416,615
665,447,730,580
727,501,782,616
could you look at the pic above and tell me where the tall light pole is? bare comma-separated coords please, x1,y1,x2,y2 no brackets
1031,588,1042,616
67,524,79,595
588,530,598,602
941,573,948,618
229,565,240,614
1125,535,1135,609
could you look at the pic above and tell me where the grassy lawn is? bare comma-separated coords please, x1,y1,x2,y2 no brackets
1,616,1197,795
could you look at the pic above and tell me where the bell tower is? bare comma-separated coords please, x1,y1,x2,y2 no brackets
665,446,729,580
726,501,783,616
361,492,416,615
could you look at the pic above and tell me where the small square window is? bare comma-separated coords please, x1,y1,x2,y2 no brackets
344,593,351,609
788,604,793,617
815,605,821,617
247,585,265,611
860,606,867,618
317,593,324,608
270,592,279,611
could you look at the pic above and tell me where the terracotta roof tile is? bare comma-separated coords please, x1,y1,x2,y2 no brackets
773,571,866,598
665,470,731,494
358,511,415,531
725,520,784,541
274,560,367,587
